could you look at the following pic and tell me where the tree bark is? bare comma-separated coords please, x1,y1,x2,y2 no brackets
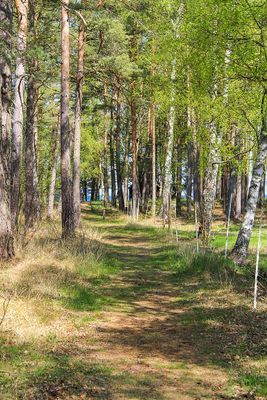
91,179,96,201
82,180,88,202
231,108,267,264
0,1,15,259
235,174,242,219
241,172,248,213
73,6,85,229
109,95,116,207
151,103,156,220
193,131,200,204
61,0,74,237
115,78,124,211
11,0,28,227
162,59,176,225
123,122,130,212
228,169,237,219
186,143,192,215
201,122,220,243
103,81,109,210
176,138,182,217
48,121,60,219
24,63,40,228
131,81,138,219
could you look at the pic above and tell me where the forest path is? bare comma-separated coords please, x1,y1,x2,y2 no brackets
2,206,264,400
76,207,244,400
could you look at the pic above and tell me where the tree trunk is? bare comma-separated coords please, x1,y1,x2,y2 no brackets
61,0,74,237
186,143,192,215
235,174,242,220
103,81,109,209
216,170,222,201
123,122,130,212
73,6,85,229
222,166,229,214
83,180,88,202
131,81,138,219
176,138,182,217
48,121,60,219
258,172,265,207
162,59,176,225
25,69,40,228
141,108,151,213
231,117,267,264
0,1,15,259
193,137,200,204
11,0,28,227
151,103,156,220
91,179,96,201
228,169,237,219
109,96,116,207
241,172,248,213
115,78,124,211
201,122,220,243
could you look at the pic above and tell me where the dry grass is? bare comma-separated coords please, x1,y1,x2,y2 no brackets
0,220,106,341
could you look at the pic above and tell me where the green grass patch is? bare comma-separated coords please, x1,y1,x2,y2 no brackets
238,372,267,396
60,283,114,312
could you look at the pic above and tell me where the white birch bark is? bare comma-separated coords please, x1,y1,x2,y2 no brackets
162,3,184,225
11,0,28,226
201,122,221,243
231,118,267,264
162,58,176,225
201,45,230,243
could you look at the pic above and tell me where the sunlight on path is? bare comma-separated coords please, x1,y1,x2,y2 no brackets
82,213,239,400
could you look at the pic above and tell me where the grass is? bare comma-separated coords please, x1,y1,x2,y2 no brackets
238,372,267,397
0,203,266,399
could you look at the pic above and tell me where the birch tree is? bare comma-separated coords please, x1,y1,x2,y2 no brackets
231,95,267,264
11,0,28,227
162,3,184,225
162,57,176,225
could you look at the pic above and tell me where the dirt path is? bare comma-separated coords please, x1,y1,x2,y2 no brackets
71,218,242,400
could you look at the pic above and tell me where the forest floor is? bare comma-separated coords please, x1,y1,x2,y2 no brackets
0,204,266,399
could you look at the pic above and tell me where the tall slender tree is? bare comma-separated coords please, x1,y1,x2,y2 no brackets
24,0,40,229
131,81,138,219
103,81,109,212
48,118,60,219
73,1,86,229
0,0,15,259
231,91,267,264
61,0,75,237
162,58,176,225
115,77,124,211
109,94,116,207
11,0,28,227
151,103,156,220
